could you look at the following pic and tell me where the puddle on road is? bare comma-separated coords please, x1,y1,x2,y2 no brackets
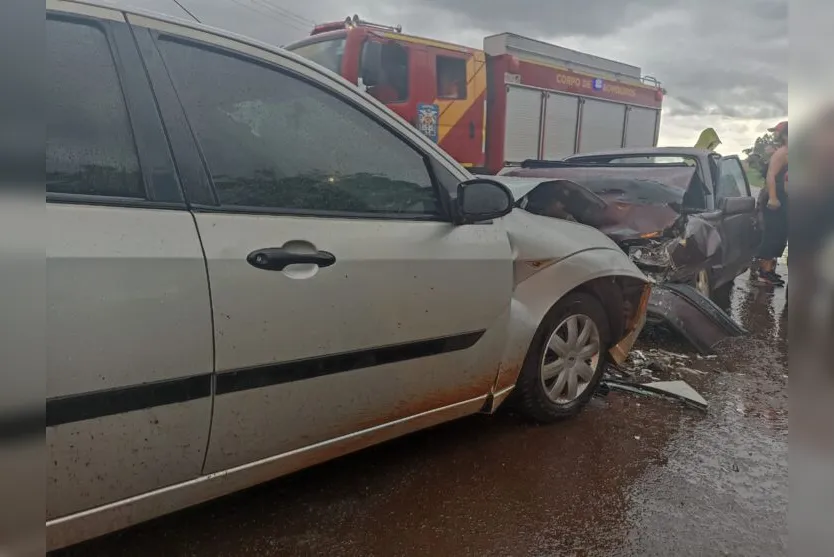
608,266,788,557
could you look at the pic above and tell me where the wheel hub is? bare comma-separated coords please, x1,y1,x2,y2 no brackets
540,314,601,404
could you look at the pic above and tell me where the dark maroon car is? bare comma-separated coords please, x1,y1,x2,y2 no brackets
497,149,761,300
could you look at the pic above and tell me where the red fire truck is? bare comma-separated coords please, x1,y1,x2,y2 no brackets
285,15,665,174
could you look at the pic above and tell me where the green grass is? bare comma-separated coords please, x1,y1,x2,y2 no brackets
746,166,765,189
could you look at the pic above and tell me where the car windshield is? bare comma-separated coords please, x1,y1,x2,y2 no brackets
286,37,346,75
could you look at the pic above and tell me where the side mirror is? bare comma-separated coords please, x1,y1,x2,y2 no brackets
359,41,382,87
456,179,514,224
720,196,755,215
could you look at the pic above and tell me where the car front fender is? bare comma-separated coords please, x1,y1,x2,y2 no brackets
488,247,649,404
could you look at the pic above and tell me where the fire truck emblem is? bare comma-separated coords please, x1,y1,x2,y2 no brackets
417,103,440,143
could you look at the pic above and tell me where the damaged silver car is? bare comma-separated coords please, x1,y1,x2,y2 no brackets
44,1,653,549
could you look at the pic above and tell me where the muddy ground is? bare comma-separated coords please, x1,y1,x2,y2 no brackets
54,265,788,557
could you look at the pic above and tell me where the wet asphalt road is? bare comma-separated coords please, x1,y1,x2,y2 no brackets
54,265,788,557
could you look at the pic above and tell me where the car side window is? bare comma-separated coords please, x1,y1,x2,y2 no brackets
157,39,439,216
46,17,144,198
717,157,747,202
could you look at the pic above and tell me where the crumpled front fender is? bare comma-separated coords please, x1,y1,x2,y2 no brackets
490,246,649,398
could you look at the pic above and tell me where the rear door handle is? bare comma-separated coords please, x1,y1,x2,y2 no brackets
247,248,336,271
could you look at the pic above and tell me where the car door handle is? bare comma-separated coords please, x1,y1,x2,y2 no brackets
246,248,336,271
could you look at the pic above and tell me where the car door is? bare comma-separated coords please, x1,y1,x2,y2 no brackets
45,3,213,521
716,155,758,283
133,16,515,473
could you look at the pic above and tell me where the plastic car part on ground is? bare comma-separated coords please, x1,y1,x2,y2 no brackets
602,378,709,411
645,283,747,354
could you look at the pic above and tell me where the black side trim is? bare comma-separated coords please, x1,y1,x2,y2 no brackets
46,374,212,428
45,331,485,426
216,330,486,395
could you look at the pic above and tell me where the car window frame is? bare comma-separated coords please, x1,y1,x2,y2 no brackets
45,9,186,210
150,31,456,222
128,15,469,173
717,155,752,201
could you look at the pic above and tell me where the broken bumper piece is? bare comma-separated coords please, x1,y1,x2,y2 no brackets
603,378,708,411
646,283,747,354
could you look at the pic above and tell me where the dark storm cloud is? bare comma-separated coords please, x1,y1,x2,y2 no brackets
399,0,679,37
129,0,787,127
395,0,788,121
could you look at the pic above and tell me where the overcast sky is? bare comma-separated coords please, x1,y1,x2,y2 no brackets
136,0,788,155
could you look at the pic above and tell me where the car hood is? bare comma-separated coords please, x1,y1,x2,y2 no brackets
487,172,689,243
478,175,549,201
489,174,715,284
501,208,645,285
487,174,633,257
502,204,627,261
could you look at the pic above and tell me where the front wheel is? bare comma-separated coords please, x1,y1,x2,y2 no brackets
512,293,611,423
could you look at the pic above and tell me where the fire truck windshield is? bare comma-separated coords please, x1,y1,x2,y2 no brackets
287,36,346,75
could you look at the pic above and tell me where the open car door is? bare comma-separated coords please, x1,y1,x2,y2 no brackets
715,155,759,284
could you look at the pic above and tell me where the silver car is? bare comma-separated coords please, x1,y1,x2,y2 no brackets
44,0,650,549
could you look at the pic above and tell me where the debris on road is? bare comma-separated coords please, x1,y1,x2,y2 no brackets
646,283,747,354
609,347,712,380
603,378,709,412
601,345,713,411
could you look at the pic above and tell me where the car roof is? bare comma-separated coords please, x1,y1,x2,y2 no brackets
51,0,330,82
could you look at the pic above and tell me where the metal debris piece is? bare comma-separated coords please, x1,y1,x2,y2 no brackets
645,381,708,408
646,283,747,354
603,378,708,411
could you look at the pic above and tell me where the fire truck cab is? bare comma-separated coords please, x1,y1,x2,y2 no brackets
287,16,488,170
286,15,664,175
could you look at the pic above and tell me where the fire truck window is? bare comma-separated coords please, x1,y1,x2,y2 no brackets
374,42,408,103
287,37,346,75
436,56,467,100
157,38,440,217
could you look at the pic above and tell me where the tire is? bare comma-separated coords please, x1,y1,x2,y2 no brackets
512,293,611,423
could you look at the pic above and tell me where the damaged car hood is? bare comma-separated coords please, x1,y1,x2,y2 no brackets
483,175,623,255
494,167,699,243
490,170,722,272
500,204,644,286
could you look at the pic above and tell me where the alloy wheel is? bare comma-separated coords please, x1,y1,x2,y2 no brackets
540,314,601,404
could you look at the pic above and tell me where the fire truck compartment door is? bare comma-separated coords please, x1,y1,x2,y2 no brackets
542,92,579,159
504,85,543,163
579,98,626,153
625,106,660,148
